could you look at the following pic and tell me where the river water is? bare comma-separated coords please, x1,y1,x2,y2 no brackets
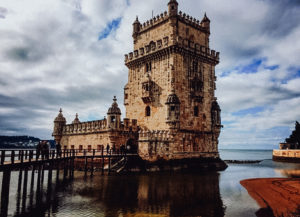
1,149,299,217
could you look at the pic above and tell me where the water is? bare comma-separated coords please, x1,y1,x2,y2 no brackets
1,149,300,217
219,149,272,161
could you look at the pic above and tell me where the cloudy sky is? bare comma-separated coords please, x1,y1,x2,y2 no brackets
0,0,299,149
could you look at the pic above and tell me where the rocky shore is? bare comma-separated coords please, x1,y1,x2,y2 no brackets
241,178,300,217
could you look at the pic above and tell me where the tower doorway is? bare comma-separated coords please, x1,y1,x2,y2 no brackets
126,138,138,154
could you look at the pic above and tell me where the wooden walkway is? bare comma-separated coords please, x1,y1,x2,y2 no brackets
0,148,137,217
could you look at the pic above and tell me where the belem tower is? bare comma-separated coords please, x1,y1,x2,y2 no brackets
52,0,226,170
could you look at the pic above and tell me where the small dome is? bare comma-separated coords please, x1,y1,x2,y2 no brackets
166,91,180,104
107,96,121,115
54,108,66,122
72,113,80,124
212,101,221,111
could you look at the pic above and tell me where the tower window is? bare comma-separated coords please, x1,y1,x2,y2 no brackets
111,116,115,122
194,106,199,117
125,93,128,99
146,62,152,72
171,106,175,111
146,106,151,116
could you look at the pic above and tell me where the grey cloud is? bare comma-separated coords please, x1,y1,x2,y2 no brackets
0,7,7,19
261,1,300,38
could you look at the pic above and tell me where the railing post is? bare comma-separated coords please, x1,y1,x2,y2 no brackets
11,151,15,164
35,150,38,161
20,150,24,163
1,169,11,216
108,150,111,173
25,150,28,160
29,150,33,162
1,150,5,165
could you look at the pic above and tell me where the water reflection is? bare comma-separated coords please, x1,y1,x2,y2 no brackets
75,172,224,217
8,171,225,217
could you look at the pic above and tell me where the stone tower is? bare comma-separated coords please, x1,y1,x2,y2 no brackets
107,96,121,129
52,108,66,144
124,0,222,161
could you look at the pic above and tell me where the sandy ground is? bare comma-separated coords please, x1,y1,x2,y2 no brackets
241,178,300,217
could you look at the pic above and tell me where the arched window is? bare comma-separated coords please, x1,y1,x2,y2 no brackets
194,106,199,117
146,106,151,116
111,116,115,122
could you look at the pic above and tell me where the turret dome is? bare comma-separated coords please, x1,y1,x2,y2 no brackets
107,96,121,115
72,113,80,124
54,108,66,122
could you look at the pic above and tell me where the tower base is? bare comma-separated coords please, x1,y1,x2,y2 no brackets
122,156,228,173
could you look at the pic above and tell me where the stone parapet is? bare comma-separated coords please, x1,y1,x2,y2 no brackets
125,43,219,66
63,119,108,135
177,11,208,32
62,118,138,135
139,11,169,33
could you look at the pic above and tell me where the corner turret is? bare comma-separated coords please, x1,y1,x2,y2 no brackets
201,13,210,32
132,16,141,43
52,108,66,144
168,0,178,17
107,96,121,129
211,101,221,128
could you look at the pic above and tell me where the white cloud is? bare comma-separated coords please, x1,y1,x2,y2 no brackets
0,0,299,149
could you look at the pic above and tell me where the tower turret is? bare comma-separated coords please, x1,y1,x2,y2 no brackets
201,13,210,32
107,96,121,129
211,101,221,128
168,0,178,17
132,16,141,43
52,108,66,144
72,113,80,124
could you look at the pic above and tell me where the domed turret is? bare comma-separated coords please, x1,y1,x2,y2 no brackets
107,96,121,129
168,0,178,17
72,113,80,124
54,108,66,123
132,16,141,43
201,13,210,32
107,96,121,115
52,108,66,144
211,101,221,127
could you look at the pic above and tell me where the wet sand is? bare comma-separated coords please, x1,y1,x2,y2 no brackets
241,178,300,217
